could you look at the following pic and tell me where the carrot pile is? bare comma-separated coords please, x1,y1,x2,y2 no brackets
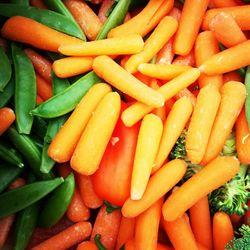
0,0,250,250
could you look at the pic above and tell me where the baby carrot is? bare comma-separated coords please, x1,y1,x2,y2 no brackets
77,241,98,250
0,216,15,248
162,156,240,222
235,108,250,164
244,200,250,226
122,159,187,218
153,97,193,173
52,57,93,78
186,84,221,164
30,0,48,9
223,71,243,83
93,56,165,108
174,88,196,108
173,49,195,66
0,107,15,135
98,0,114,24
134,198,163,250
201,81,246,165
195,31,223,89
64,0,102,40
211,0,243,7
71,92,121,175
124,239,135,250
36,73,52,101
48,83,111,163
213,212,234,250
131,114,163,200
125,16,178,73
138,63,191,80
121,68,200,127
36,95,44,105
162,213,199,250
32,221,92,250
1,16,82,52
59,35,144,56
173,0,210,56
189,196,213,250
156,37,175,65
209,13,247,48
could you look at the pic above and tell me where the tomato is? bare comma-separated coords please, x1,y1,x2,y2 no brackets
92,103,140,207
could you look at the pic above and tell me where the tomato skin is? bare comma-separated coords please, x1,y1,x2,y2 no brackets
92,103,140,207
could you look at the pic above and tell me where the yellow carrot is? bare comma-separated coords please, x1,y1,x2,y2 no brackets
153,97,193,173
58,35,144,56
121,68,200,127
48,83,111,163
92,55,164,108
131,114,163,200
70,92,121,175
186,84,221,164
124,16,178,73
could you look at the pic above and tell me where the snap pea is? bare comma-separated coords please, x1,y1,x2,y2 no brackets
38,173,75,227
13,174,41,250
0,47,12,91
32,116,48,140
31,71,102,118
96,0,131,40
51,71,71,95
6,126,53,180
10,0,29,5
11,43,36,135
0,4,85,40
0,139,24,168
245,66,250,129
0,74,15,108
0,163,24,193
0,177,64,219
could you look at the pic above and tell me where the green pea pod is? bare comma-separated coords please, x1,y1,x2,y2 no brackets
40,72,70,173
245,66,250,129
13,174,40,250
6,126,53,180
29,134,45,150
0,4,85,40
9,0,29,5
0,177,64,219
0,163,24,193
11,43,36,135
38,173,75,227
96,0,131,40
0,47,12,91
0,74,15,108
0,139,24,168
32,116,48,140
31,71,102,118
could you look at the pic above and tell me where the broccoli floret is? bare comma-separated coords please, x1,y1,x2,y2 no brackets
226,224,250,250
220,132,236,156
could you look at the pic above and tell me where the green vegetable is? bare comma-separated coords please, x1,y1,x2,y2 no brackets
9,0,29,5
31,71,102,118
11,43,36,135
245,66,250,129
0,47,12,91
0,4,85,40
32,116,48,140
0,177,63,219
94,234,108,250
0,74,15,108
103,200,121,214
38,173,75,227
226,224,250,250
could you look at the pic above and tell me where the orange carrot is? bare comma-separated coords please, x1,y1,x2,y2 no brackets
124,16,178,73
0,216,15,248
0,107,16,135
189,196,213,250
134,198,163,250
91,204,122,250
213,212,234,250
122,159,187,218
32,221,92,250
124,239,135,250
230,213,243,226
53,56,93,78
57,163,72,178
173,0,210,56
168,7,182,21
195,31,223,89
156,38,175,65
98,0,114,24
64,0,102,40
30,0,48,9
93,56,165,108
209,13,247,48
201,81,246,165
48,83,111,163
174,88,196,107
24,48,52,83
157,244,174,250
8,177,26,190
162,213,199,250
235,108,250,164
36,95,44,105
77,241,98,250
172,49,196,67
202,5,250,31
153,97,193,173
243,200,250,226
66,187,90,222
162,156,240,222
1,16,82,52
116,217,135,250
36,73,52,101
77,174,103,209
223,71,243,83
186,84,221,164
211,0,244,7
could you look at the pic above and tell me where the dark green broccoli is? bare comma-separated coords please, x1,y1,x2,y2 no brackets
226,224,250,250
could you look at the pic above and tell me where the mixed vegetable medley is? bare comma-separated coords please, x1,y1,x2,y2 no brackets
0,0,250,249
